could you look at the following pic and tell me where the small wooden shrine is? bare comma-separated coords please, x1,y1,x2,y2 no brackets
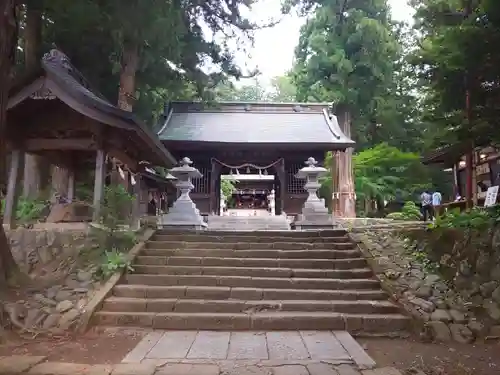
5,49,175,226
157,101,355,216
423,143,500,209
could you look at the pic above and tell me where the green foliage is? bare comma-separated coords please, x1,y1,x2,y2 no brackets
100,185,135,228
98,250,134,279
220,179,236,200
387,201,422,221
429,207,496,231
214,75,297,103
28,0,270,125
75,182,94,203
16,198,47,222
410,0,500,147
321,144,431,215
94,185,137,256
1,197,47,223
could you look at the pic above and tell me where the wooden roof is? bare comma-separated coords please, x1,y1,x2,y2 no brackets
157,101,355,151
7,49,176,169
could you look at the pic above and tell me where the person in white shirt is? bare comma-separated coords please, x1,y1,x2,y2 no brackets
420,191,433,221
432,191,442,217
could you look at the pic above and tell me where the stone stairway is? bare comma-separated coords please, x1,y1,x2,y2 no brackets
93,230,410,335
206,215,291,231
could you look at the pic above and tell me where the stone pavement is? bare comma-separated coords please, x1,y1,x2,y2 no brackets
0,355,406,375
118,330,385,374
0,331,410,375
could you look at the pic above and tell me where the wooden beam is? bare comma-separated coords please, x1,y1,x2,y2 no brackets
107,148,138,171
92,149,106,222
24,138,96,151
3,150,25,227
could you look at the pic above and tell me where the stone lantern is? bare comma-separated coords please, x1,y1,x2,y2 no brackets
157,157,207,230
294,157,335,230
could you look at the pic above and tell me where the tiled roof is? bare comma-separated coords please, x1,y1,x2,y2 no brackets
8,49,176,167
157,101,355,148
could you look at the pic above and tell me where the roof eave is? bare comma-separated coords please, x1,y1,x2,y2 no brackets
161,139,354,150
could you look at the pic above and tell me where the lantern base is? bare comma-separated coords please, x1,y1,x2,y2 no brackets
294,213,340,231
157,198,207,230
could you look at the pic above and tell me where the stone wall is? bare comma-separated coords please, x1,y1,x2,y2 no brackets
351,227,500,343
4,225,104,333
6,225,93,274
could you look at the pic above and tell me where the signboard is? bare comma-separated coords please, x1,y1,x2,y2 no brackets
476,162,490,176
484,186,499,207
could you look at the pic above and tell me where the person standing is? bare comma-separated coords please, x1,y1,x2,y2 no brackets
420,190,433,221
432,190,442,217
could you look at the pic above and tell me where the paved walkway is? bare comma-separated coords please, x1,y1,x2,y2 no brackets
0,331,407,375
120,330,383,374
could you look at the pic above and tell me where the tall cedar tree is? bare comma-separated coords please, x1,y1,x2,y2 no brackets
0,0,20,284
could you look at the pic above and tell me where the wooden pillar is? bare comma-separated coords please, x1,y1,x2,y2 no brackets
92,149,106,222
67,169,75,202
466,151,474,208
331,151,341,216
23,154,41,199
333,107,356,218
3,149,25,227
274,159,286,215
453,163,459,197
131,173,143,229
209,161,221,214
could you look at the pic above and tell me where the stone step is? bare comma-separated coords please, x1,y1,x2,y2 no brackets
124,274,380,290
112,285,389,301
152,234,351,243
206,216,291,231
141,248,361,259
135,256,367,269
93,311,410,333
145,241,356,250
131,265,373,279
101,297,400,314
156,229,347,238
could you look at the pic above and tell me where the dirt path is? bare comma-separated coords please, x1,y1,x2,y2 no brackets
0,330,144,364
359,337,500,375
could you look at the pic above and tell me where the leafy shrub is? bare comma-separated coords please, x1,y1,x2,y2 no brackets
430,207,494,230
98,250,134,278
1,197,48,223
220,179,235,200
90,185,138,279
387,201,421,220
96,185,137,250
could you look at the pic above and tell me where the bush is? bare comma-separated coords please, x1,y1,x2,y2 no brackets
1,197,48,223
98,250,134,279
430,206,495,230
90,185,138,278
387,201,422,221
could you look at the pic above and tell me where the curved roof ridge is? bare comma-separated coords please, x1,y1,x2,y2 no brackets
322,108,342,140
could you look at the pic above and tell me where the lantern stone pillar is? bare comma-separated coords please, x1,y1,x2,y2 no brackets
219,189,226,216
157,157,207,230
294,157,337,230
268,189,276,216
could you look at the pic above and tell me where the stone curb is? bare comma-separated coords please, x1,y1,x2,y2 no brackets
78,228,156,333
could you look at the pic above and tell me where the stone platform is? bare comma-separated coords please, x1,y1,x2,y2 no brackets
120,330,380,374
0,354,406,375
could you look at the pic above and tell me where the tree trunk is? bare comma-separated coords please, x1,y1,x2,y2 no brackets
0,0,20,284
117,41,139,112
23,1,49,199
113,40,139,216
